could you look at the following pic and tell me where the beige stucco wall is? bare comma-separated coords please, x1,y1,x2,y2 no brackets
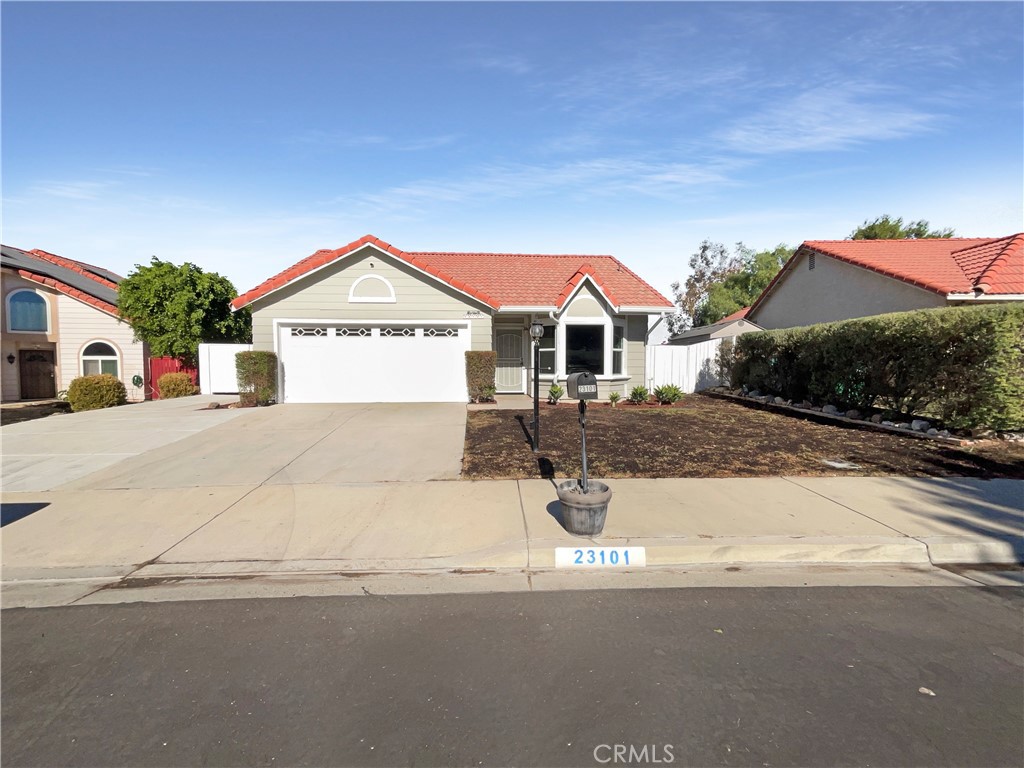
2,270,60,401
56,294,147,401
751,251,946,330
1,268,145,401
249,245,494,351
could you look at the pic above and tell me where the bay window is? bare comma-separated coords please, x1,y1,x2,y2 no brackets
566,324,604,375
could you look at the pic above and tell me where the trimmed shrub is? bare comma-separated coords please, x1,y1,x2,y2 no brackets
465,351,497,402
548,384,564,403
628,385,650,405
157,372,196,399
67,374,127,412
653,384,684,404
731,304,1024,430
236,350,278,407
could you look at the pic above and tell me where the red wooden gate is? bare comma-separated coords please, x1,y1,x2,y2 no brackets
149,357,198,399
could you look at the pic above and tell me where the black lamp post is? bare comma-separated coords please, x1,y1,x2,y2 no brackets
529,320,544,452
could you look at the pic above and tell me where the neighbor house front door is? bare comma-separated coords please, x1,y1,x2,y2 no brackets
19,349,56,399
495,331,525,393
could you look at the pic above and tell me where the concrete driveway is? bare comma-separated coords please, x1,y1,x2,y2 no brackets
2,396,247,493
53,401,466,490
2,399,466,492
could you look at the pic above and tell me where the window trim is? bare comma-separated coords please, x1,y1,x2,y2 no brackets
6,288,51,334
557,293,617,377
80,339,121,378
348,274,397,304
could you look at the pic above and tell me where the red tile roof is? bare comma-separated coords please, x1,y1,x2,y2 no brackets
231,234,672,311
3,246,121,316
719,306,750,322
750,235,1024,317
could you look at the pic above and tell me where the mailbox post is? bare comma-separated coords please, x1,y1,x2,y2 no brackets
566,371,598,492
555,372,612,537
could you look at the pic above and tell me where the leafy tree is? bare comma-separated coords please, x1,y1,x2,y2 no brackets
668,240,743,332
117,258,251,364
693,244,793,327
851,215,955,240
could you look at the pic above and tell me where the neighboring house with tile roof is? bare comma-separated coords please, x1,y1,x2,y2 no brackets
747,235,1024,330
1,245,148,402
232,234,674,403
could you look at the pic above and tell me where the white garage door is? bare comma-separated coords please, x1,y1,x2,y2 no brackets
278,322,471,403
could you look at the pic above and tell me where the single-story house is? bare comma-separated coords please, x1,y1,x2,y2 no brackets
1,245,148,402
667,306,763,345
231,234,674,403
747,234,1024,330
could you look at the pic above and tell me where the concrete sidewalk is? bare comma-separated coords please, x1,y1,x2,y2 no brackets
2,476,1020,606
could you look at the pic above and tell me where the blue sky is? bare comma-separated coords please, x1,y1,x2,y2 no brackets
3,1,1022,301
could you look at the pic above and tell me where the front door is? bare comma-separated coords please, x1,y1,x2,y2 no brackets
495,332,524,393
19,349,56,399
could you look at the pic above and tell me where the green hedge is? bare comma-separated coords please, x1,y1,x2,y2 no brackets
236,350,278,406
67,374,127,412
157,372,196,399
465,351,497,402
731,304,1024,430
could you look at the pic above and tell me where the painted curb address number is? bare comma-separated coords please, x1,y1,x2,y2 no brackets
555,546,647,568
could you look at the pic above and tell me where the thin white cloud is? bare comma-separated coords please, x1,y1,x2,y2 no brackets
29,180,118,200
474,54,532,76
719,85,940,154
285,130,459,152
329,155,741,218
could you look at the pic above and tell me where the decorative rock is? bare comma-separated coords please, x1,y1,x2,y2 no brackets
811,406,823,412
869,414,884,424
748,390,762,398
800,400,813,409
845,409,862,420
938,430,951,438
882,421,894,426
895,422,911,430
911,419,930,432
762,396,774,404
822,405,839,415
971,427,995,439
732,389,744,396
927,428,938,436
774,397,785,405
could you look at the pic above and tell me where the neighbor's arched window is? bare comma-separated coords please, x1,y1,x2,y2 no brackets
7,289,49,333
81,341,119,377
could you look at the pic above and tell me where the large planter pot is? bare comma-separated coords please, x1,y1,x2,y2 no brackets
555,480,612,537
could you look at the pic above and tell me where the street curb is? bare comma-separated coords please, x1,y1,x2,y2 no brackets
922,535,1024,565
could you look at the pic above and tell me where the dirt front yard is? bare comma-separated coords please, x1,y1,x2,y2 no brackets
463,395,1024,480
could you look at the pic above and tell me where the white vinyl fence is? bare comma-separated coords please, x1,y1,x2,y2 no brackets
198,343,253,395
646,339,723,393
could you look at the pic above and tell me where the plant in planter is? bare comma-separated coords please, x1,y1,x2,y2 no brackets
627,385,650,405
608,391,621,407
548,384,565,404
653,384,684,405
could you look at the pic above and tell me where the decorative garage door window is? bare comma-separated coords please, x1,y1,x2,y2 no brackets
288,325,463,338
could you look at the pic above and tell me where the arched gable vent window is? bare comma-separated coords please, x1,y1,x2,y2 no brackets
348,275,396,303
81,342,119,377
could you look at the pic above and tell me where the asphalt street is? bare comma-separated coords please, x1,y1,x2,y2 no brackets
3,586,1022,767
